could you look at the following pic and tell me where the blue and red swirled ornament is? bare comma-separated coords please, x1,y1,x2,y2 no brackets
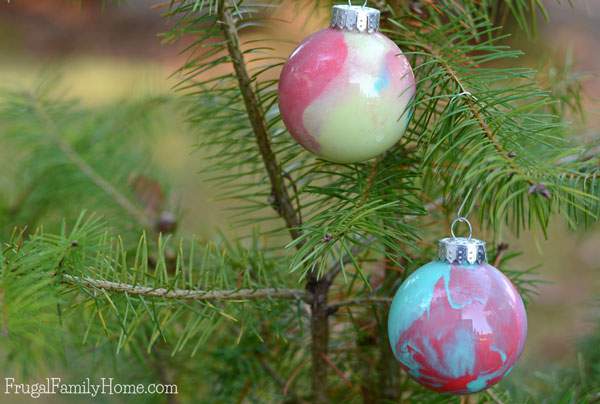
387,259,527,394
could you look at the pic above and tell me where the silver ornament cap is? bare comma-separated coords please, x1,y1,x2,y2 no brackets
438,218,487,265
331,4,380,33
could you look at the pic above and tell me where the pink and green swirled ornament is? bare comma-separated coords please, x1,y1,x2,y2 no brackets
278,5,415,163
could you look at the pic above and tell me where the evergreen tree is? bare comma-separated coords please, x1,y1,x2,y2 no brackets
0,1,598,403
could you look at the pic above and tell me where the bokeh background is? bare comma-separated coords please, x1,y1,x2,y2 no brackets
0,0,598,402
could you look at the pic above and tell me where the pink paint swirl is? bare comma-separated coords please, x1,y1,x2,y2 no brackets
278,28,348,153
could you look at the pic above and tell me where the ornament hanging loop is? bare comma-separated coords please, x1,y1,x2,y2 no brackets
440,217,485,264
450,217,473,240
347,0,369,7
440,190,485,264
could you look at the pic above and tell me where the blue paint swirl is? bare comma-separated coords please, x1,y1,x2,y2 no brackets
388,261,451,358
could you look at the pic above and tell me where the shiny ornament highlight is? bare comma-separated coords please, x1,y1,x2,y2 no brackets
278,5,415,163
387,239,527,394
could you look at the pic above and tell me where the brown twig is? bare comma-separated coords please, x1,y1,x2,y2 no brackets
257,354,287,387
305,276,331,403
487,389,506,404
217,1,301,241
283,360,309,397
256,354,307,404
493,243,509,267
62,274,311,303
360,159,380,205
217,3,330,401
319,353,355,391
148,347,181,404
557,143,600,165
376,245,403,402
328,297,392,313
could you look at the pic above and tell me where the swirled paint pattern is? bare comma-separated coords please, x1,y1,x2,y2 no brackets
387,261,527,394
278,28,415,163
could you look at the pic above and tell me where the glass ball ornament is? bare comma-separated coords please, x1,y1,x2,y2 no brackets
278,4,416,163
387,230,527,394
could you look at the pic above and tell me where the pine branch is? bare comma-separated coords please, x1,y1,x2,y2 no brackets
327,297,392,313
424,45,534,185
62,274,310,303
400,26,539,192
323,197,442,285
217,0,301,242
322,236,376,284
28,94,151,229
384,8,599,234
215,2,334,401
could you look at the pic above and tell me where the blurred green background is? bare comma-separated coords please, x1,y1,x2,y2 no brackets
0,0,598,401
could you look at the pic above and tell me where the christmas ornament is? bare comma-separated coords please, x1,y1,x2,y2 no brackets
278,3,416,163
387,218,527,394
